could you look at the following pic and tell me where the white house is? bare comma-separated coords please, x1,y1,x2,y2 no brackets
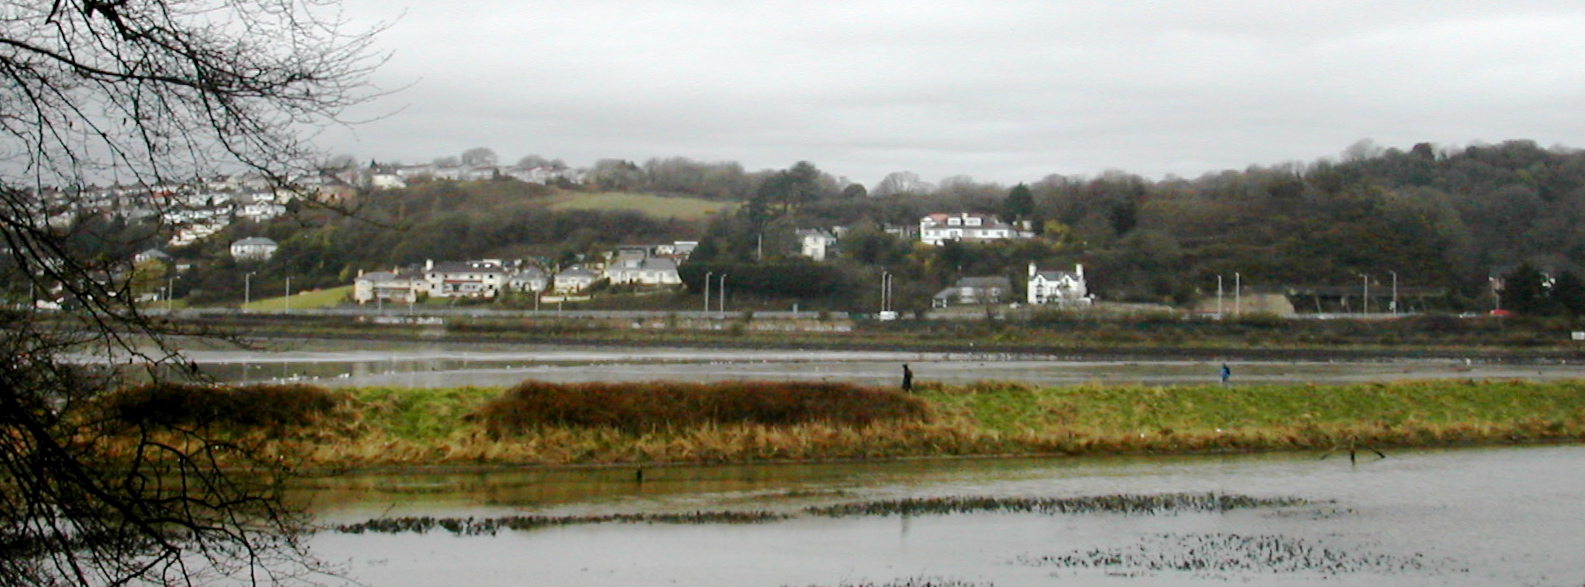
797,228,838,261
229,237,279,261
1027,262,1090,306
605,257,681,286
354,270,424,304
553,265,600,293
424,259,506,299
919,212,1022,246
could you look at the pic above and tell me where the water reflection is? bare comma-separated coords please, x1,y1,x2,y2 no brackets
306,447,1585,586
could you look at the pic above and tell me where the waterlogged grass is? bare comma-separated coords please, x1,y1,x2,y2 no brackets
107,379,1585,468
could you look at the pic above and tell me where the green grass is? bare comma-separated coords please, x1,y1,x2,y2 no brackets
547,192,734,220
110,379,1585,468
243,285,352,312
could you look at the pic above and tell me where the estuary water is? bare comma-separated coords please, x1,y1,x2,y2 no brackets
305,446,1585,587
186,343,1585,388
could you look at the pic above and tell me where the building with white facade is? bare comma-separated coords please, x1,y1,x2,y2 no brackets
797,228,838,261
424,259,506,299
919,212,1022,246
1027,262,1090,306
229,237,279,261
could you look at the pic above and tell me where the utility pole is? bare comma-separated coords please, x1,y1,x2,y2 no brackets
1389,270,1399,315
244,272,255,312
718,273,727,317
1234,272,1242,315
704,271,712,314
284,276,292,314
1360,273,1370,315
1216,275,1223,317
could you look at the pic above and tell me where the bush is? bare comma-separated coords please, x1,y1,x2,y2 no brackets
103,382,347,430
477,380,929,435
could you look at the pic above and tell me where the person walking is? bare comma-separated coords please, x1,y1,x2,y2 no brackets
1220,363,1231,385
902,363,914,392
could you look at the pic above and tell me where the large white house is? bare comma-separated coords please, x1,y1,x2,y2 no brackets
353,269,424,304
919,212,1022,246
229,237,278,261
605,257,681,286
1027,262,1091,306
424,259,506,299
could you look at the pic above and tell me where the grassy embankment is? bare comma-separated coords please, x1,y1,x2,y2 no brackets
95,378,1585,469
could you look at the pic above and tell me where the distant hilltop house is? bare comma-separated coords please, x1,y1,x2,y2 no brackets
919,212,1025,246
229,237,278,261
933,276,1013,308
133,248,171,265
1027,262,1092,306
797,228,838,261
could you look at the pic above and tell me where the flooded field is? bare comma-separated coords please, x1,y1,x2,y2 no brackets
185,342,1585,388
305,446,1585,586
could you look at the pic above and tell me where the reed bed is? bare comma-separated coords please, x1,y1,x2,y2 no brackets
87,378,1585,468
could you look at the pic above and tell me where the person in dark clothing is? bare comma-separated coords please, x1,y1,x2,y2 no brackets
1220,363,1231,385
902,363,914,392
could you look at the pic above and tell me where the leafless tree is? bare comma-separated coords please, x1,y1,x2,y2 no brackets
1,1,382,585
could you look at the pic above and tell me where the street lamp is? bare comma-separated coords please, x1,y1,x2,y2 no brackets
1360,273,1370,315
284,276,292,314
703,271,712,314
167,275,179,312
1388,270,1399,315
1234,272,1242,315
1216,275,1224,317
244,272,255,312
718,273,727,317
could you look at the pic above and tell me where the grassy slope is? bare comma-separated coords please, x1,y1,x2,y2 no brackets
242,285,353,312
547,191,735,220
265,379,1585,468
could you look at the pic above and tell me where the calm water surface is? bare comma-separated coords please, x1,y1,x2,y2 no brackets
306,446,1585,587
187,344,1585,388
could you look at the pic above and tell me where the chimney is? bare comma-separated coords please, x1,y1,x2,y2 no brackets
1028,261,1038,278
1076,263,1085,279
425,259,434,271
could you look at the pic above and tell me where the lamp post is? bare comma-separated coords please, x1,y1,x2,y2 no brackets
1388,270,1399,315
1360,273,1369,315
166,275,179,312
284,276,292,314
243,272,255,313
718,273,727,317
1234,272,1241,315
703,271,712,314
1216,275,1224,317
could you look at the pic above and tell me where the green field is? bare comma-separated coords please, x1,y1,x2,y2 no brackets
547,191,734,220
242,285,352,312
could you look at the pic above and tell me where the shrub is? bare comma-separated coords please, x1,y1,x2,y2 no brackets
103,382,347,430
477,380,929,435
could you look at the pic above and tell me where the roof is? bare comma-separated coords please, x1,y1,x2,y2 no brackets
232,236,277,247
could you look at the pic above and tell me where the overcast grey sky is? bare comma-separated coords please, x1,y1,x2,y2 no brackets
322,1,1585,187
